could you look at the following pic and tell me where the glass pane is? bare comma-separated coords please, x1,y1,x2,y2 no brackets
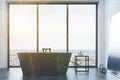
69,5,96,66
39,5,66,52
10,5,37,66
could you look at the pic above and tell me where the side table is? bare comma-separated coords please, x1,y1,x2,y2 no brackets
74,55,89,72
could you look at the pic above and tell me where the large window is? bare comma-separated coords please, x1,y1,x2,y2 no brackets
68,5,96,66
9,4,97,67
39,5,66,52
9,5,37,66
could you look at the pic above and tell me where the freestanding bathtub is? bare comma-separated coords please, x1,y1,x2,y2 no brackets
18,52,71,76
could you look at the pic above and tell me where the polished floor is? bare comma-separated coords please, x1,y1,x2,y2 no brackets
0,68,119,80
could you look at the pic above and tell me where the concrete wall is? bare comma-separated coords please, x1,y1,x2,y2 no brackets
0,1,8,68
105,0,120,68
0,0,106,68
98,0,106,68
6,0,98,2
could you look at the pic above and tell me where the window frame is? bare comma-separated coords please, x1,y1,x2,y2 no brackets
8,2,98,68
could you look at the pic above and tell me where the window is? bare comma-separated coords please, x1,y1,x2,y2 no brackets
9,5,37,66
9,4,97,67
69,5,96,66
39,5,67,52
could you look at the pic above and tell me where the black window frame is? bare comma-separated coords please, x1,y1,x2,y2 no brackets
8,2,98,68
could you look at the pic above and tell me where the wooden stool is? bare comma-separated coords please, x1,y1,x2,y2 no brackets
42,48,51,53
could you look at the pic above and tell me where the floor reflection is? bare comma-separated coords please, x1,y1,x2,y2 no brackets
22,75,68,80
0,68,119,80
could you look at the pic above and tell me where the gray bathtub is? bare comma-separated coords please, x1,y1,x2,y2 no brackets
18,52,71,76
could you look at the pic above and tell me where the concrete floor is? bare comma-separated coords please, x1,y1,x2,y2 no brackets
0,68,119,80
